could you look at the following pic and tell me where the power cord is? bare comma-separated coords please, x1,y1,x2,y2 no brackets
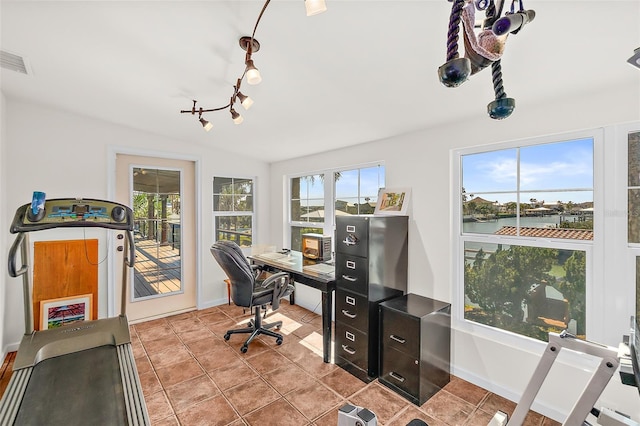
300,300,322,323
82,228,110,265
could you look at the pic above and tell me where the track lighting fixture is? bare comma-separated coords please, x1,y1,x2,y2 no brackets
245,59,262,85
438,0,534,120
199,116,213,132
305,0,327,17
180,0,326,131
237,92,254,110
231,108,244,125
628,47,640,69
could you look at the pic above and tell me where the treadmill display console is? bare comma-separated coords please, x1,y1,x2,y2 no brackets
10,198,134,233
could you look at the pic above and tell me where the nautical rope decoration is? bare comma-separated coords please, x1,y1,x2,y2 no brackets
438,0,535,119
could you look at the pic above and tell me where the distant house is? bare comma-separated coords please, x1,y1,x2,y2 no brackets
524,206,553,216
466,196,496,206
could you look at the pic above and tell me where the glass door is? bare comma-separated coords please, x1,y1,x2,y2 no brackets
132,167,182,299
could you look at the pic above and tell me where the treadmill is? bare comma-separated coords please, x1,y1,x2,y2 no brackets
0,197,150,425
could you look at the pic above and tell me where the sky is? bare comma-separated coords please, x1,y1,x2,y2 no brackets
297,166,385,204
462,138,594,204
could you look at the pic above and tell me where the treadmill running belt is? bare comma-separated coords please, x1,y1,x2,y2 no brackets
14,345,127,425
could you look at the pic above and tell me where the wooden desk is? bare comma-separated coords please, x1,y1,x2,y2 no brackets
249,251,335,363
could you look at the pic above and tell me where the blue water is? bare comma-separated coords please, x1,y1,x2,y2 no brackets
463,216,568,234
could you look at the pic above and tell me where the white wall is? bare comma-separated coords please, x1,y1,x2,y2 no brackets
269,82,640,421
0,92,7,361
1,98,271,352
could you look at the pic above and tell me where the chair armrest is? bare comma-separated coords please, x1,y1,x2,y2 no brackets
260,272,291,311
250,264,263,279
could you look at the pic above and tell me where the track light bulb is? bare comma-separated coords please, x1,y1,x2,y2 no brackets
305,0,327,16
231,109,244,125
245,60,262,85
237,92,254,110
199,117,213,131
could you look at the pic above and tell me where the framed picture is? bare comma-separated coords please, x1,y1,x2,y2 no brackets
374,187,411,216
40,294,93,330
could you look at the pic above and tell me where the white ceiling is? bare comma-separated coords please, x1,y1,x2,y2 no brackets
1,1,638,162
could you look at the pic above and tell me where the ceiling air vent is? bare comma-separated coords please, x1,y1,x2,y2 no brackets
1,50,29,74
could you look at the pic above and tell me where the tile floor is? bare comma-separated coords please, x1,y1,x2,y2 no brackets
131,300,561,426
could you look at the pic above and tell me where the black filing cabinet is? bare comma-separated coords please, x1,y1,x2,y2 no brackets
379,294,451,405
334,215,408,382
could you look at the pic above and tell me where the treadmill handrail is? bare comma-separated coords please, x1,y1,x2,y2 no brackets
8,232,27,278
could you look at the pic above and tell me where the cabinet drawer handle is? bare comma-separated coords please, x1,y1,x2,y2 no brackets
342,235,358,246
346,260,356,269
341,345,356,355
342,275,357,282
389,372,405,383
345,331,355,342
390,334,406,344
341,310,356,319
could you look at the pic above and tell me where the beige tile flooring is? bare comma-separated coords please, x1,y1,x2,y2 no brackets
131,300,561,426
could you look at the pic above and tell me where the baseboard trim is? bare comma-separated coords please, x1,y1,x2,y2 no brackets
451,365,566,422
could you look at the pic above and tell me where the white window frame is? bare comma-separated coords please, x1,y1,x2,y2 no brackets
213,175,256,248
286,161,385,248
452,128,605,352
620,123,640,332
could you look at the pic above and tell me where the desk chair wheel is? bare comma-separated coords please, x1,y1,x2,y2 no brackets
223,333,231,341
240,345,248,353
276,338,283,345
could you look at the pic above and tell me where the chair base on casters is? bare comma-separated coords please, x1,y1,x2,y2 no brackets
224,305,283,353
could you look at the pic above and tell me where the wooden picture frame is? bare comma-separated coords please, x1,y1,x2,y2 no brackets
374,187,411,216
40,294,93,330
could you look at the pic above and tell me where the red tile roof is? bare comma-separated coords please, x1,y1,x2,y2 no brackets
494,226,593,240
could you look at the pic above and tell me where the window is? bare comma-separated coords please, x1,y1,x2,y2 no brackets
290,174,325,251
628,130,640,244
335,165,385,215
288,163,385,251
456,137,594,342
628,130,640,335
213,177,253,247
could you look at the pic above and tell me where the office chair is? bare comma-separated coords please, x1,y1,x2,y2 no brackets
211,241,294,353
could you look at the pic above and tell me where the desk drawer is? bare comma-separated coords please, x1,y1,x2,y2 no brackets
335,323,368,371
335,256,368,295
380,308,419,358
380,346,419,398
336,289,368,332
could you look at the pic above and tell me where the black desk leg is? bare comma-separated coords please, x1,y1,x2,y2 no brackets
321,290,333,363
